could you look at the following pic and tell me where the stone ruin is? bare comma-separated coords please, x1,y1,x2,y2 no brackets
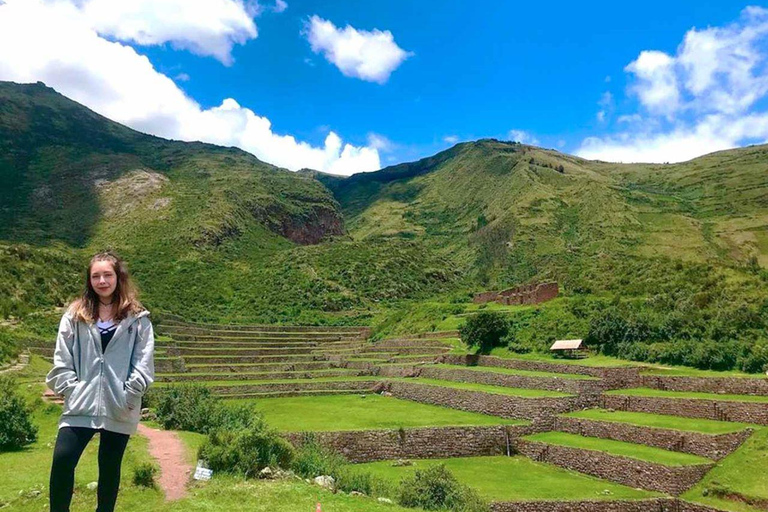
473,282,558,306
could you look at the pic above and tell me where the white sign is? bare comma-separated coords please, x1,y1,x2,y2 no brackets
193,460,213,481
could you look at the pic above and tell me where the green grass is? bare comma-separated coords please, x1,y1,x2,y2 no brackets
683,427,768,512
487,349,640,368
390,377,573,398
355,456,660,502
252,394,524,431
432,363,598,380
606,388,768,403
154,376,380,387
563,409,754,435
639,365,767,379
523,432,713,466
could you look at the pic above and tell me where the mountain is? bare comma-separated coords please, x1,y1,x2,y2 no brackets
324,138,768,286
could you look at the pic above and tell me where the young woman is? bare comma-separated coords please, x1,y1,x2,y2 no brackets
46,251,155,512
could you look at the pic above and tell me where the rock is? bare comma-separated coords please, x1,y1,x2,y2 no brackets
313,475,335,490
86,482,98,491
391,459,413,467
377,497,394,504
380,391,393,397
349,491,365,497
258,467,273,479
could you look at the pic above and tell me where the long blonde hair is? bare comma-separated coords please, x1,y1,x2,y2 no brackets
69,251,144,324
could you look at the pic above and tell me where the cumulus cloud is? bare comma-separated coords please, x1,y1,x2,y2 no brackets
508,129,540,145
443,135,460,144
272,0,288,13
73,0,259,65
305,15,412,83
578,7,768,163
0,0,380,175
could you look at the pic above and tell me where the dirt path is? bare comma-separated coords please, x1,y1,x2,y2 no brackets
137,423,193,501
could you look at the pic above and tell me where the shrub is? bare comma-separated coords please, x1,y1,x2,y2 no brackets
152,384,218,433
335,467,395,497
460,311,509,353
291,435,346,479
199,424,294,478
0,376,38,451
132,462,158,488
398,464,487,512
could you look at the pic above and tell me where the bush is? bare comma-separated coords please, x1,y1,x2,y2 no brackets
151,384,262,433
291,435,346,479
132,462,158,488
335,466,395,497
398,464,487,512
0,376,38,451
460,311,509,353
198,423,295,478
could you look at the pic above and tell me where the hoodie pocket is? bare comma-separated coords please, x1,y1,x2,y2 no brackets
63,380,98,417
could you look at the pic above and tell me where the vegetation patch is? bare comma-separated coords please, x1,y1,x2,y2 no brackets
253,394,521,432
432,363,598,380
392,377,573,398
356,456,660,502
562,409,753,435
606,388,768,403
522,432,714,466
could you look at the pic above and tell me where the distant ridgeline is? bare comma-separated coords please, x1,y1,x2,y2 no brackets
473,282,559,306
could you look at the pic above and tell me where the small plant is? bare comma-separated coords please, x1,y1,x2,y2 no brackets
199,424,294,478
132,462,158,488
398,464,487,511
291,434,346,479
0,375,38,451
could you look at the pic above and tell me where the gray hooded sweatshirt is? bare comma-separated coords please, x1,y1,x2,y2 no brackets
46,310,155,435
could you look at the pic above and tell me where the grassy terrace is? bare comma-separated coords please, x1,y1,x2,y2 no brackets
640,365,767,379
683,427,768,512
486,350,640,368
157,369,365,378
356,456,660,502
252,394,524,431
432,363,599,380
606,388,768,403
388,377,573,398
153,376,380,386
563,409,755,434
523,432,713,466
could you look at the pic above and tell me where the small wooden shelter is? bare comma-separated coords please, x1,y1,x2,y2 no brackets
549,339,586,358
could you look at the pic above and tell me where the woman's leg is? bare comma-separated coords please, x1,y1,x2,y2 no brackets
50,427,97,512
95,429,130,512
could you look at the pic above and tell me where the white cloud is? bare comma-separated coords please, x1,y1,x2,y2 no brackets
0,0,380,175
508,129,540,146
443,135,460,144
272,0,287,13
597,91,613,122
74,0,259,65
577,7,768,163
367,133,395,152
305,15,412,83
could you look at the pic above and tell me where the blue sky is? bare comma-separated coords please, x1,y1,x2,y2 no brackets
1,1,766,174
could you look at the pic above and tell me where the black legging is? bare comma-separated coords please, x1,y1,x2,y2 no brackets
49,427,130,512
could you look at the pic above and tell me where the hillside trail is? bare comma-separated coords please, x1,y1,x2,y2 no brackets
136,423,192,501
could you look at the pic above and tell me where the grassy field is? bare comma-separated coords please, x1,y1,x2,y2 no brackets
605,388,768,403
354,456,660,502
486,349,640,367
639,365,767,379
432,363,599,380
251,394,524,431
683,427,768,512
562,409,755,434
390,377,573,397
154,376,380,387
522,432,713,466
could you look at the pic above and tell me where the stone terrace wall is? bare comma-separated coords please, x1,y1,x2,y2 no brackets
474,282,559,306
513,440,713,495
417,366,606,395
641,375,768,396
210,380,375,395
491,499,726,512
283,424,536,463
439,354,641,389
382,381,593,426
490,498,679,512
555,416,753,460
602,395,768,426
